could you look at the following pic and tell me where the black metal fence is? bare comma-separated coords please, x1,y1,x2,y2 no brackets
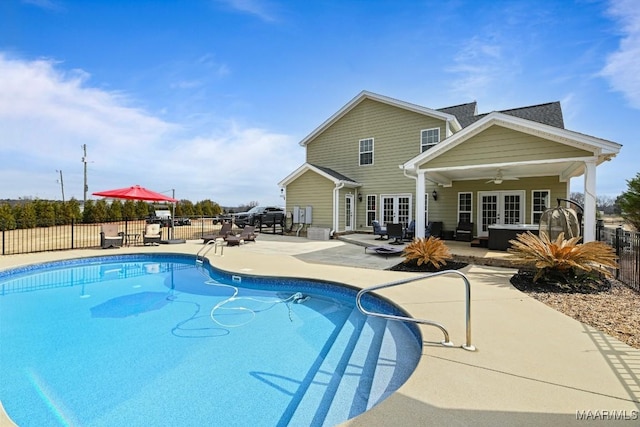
596,223,640,292
0,218,221,256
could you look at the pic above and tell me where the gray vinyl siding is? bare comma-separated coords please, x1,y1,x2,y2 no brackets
426,176,567,233
285,170,334,229
425,125,594,169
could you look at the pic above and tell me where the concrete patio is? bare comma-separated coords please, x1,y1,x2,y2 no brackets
1,233,639,426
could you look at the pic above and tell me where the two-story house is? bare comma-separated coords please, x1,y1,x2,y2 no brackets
278,91,621,242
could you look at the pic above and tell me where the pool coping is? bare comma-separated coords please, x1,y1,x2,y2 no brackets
1,237,639,426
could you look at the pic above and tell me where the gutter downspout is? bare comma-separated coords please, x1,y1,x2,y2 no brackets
333,182,345,236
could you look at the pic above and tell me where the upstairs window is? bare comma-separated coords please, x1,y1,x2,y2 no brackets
421,128,440,152
359,138,374,165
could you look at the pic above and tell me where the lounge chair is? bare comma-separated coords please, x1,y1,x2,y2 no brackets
143,224,162,246
236,225,257,242
372,220,388,240
100,224,124,249
455,222,474,242
365,245,404,258
386,223,404,245
203,222,233,243
225,234,243,246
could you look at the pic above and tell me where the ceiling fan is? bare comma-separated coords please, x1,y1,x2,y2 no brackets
485,169,519,184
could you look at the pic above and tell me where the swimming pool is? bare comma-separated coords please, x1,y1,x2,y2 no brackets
0,254,422,426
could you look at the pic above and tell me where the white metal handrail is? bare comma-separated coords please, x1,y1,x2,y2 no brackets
196,239,223,262
356,269,476,351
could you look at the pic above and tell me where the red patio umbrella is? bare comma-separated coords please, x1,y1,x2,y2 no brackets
92,185,177,203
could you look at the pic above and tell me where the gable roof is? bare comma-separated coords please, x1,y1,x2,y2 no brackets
299,91,462,146
278,163,360,187
438,101,565,129
402,111,620,173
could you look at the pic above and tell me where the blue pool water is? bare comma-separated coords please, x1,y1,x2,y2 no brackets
0,254,421,426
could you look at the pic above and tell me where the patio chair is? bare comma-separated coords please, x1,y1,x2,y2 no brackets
403,220,415,241
455,222,474,242
372,220,388,240
425,221,443,239
203,221,233,243
386,223,404,245
143,223,162,246
100,224,124,249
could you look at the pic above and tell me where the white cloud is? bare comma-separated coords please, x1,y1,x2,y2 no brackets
0,54,302,205
446,36,507,100
214,0,279,23
600,0,640,109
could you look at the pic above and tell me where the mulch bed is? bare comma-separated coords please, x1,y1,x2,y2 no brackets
388,260,468,272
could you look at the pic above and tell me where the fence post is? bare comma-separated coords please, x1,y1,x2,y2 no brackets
71,218,75,249
596,219,603,241
615,227,623,280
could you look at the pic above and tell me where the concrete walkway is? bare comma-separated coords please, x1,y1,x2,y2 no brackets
1,234,639,426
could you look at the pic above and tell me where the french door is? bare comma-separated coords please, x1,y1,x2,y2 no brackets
381,195,411,226
477,191,524,236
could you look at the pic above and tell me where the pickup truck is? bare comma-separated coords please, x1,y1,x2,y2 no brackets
234,206,285,228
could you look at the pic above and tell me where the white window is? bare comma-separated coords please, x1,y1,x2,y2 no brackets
421,128,440,152
366,195,376,226
458,192,472,223
532,190,550,224
359,138,374,165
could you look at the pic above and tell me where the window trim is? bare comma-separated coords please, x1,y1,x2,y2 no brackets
531,189,550,224
457,192,473,224
359,137,374,166
366,195,377,227
420,127,440,152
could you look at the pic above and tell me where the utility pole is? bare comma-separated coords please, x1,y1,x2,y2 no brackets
81,144,88,205
56,170,65,203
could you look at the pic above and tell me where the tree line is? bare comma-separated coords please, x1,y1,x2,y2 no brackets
0,198,223,230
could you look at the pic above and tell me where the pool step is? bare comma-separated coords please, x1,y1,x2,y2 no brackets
367,319,421,410
321,315,386,425
287,308,389,426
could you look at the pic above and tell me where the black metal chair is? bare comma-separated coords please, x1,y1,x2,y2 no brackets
426,221,443,238
386,222,404,244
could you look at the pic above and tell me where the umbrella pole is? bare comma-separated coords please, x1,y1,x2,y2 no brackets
171,190,176,240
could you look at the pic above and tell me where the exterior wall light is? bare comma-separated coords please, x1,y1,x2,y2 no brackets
432,190,438,201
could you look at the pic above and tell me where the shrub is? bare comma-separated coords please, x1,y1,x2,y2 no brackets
402,236,452,269
507,231,618,284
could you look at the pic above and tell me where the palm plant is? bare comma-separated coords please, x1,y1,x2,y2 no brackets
508,231,618,283
402,236,452,269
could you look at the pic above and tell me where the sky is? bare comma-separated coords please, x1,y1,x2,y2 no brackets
0,0,638,207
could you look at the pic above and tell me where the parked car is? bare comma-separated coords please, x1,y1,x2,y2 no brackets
173,217,191,226
234,206,285,228
212,214,233,225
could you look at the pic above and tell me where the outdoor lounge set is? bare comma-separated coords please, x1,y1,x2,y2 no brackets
202,223,257,246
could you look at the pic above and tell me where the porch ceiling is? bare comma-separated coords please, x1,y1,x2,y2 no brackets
422,158,589,186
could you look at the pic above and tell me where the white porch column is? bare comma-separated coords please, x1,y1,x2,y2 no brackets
583,160,597,242
415,170,426,238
